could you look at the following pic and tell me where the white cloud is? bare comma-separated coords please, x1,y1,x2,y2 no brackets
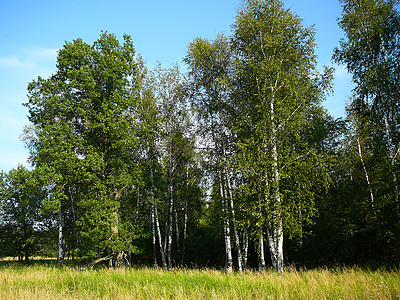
0,47,58,73
21,47,59,67
0,55,25,68
25,47,58,58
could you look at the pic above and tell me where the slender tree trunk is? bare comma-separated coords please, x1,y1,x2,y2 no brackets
225,170,243,273
258,206,266,272
298,207,303,247
223,216,233,273
136,187,140,219
182,188,189,264
70,187,77,262
57,208,64,265
266,227,284,275
23,228,29,265
150,164,158,267
164,214,168,256
175,204,180,261
220,178,233,273
151,204,158,267
259,227,266,272
242,227,249,271
220,136,242,272
356,135,376,213
154,205,168,269
167,183,174,269
268,92,284,275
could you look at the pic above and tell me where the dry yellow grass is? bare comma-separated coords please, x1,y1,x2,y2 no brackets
0,264,399,299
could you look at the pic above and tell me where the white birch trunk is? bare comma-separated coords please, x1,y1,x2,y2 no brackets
150,163,158,267
154,205,168,269
224,217,233,273
259,227,266,272
164,215,168,256
242,227,249,271
182,187,188,264
175,204,180,254
151,204,157,267
356,136,376,213
258,206,266,272
219,179,233,273
57,208,64,265
266,227,284,275
225,168,243,273
268,91,284,275
167,183,174,269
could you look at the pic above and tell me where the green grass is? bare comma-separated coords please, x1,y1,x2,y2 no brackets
0,263,399,299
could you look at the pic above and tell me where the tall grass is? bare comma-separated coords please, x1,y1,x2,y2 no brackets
0,264,399,299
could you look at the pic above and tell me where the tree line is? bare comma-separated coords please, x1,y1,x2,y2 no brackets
1,0,400,274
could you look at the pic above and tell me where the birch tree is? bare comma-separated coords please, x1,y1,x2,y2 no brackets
136,62,203,269
333,0,400,227
185,35,246,273
232,0,333,274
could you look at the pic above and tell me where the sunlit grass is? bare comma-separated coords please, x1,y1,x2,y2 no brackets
0,263,399,299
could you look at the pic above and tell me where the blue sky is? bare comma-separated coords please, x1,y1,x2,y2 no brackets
0,0,353,172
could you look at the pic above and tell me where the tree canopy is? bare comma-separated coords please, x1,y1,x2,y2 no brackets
1,0,400,271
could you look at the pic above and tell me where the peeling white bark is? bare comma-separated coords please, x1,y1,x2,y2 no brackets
268,90,284,275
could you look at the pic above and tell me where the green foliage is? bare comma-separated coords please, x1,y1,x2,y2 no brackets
232,0,334,239
0,166,48,261
184,0,337,273
332,0,400,262
24,32,142,259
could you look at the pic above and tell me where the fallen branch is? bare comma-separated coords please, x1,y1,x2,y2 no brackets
80,254,114,270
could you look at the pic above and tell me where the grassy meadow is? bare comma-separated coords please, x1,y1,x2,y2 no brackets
0,261,400,299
